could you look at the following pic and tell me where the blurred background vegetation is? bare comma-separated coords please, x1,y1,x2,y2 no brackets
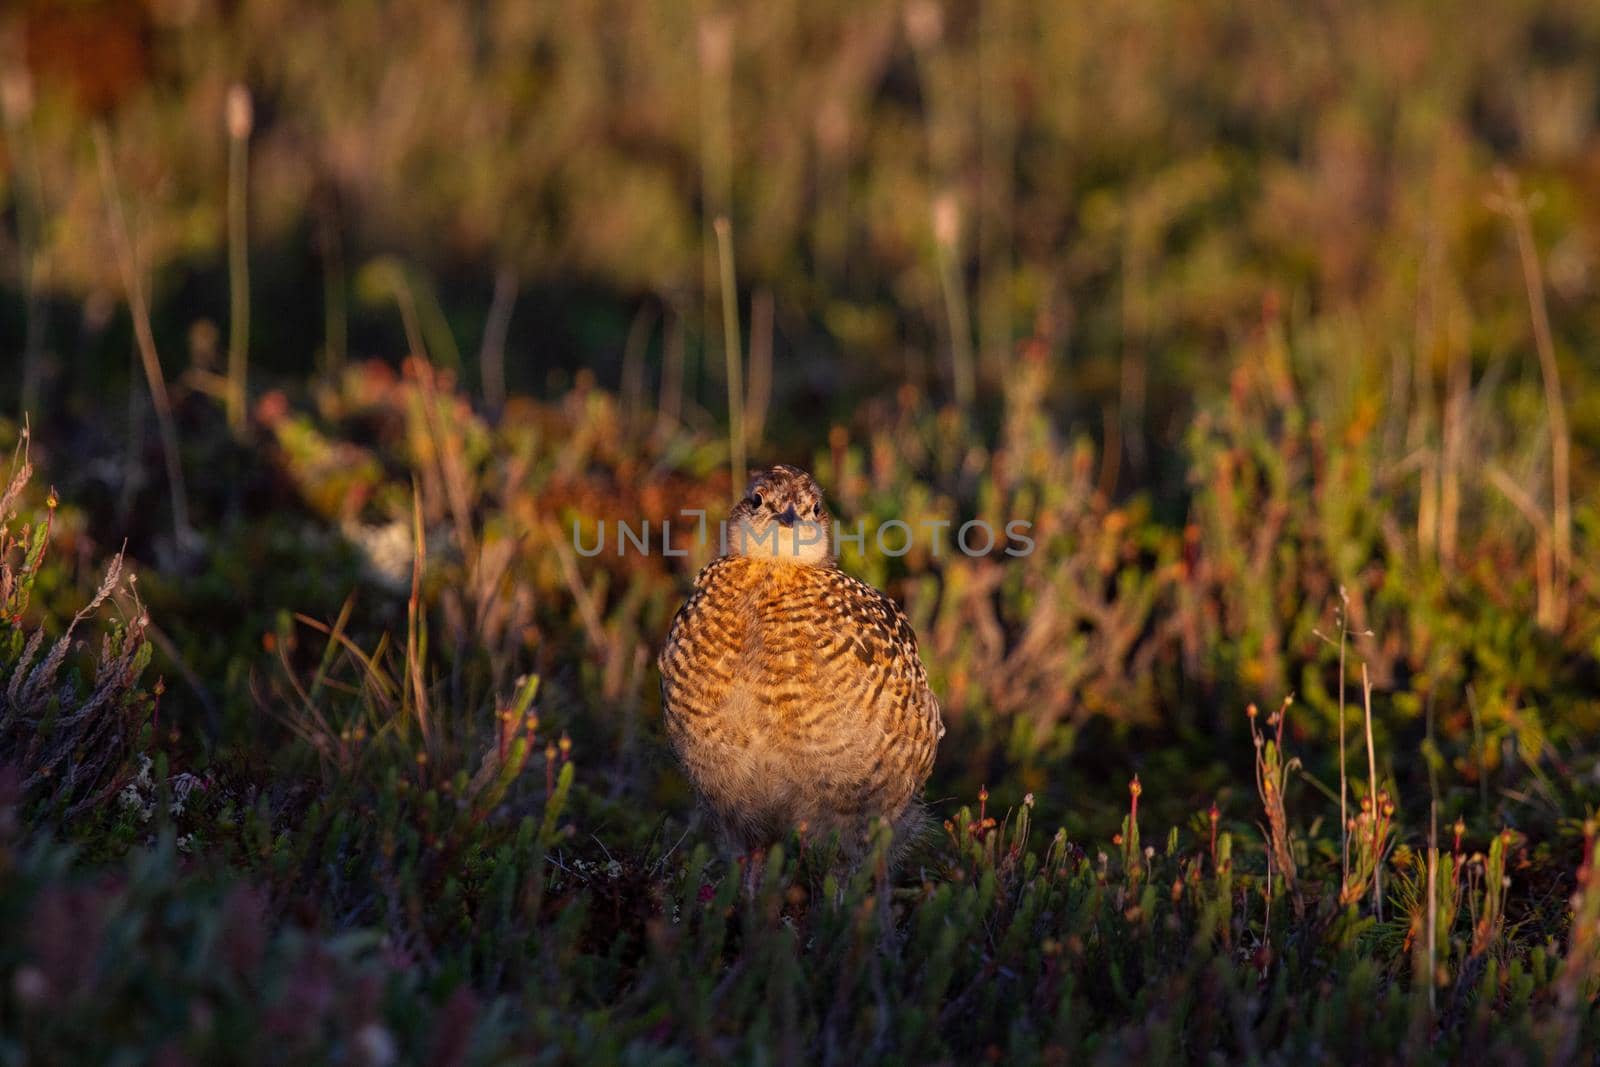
5,0,1599,458
1,0,1596,781
1,1,1600,1060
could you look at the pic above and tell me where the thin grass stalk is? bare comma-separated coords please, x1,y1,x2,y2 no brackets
225,85,252,439
714,216,746,492
619,301,658,434
390,267,428,363
1466,684,1489,819
1494,170,1571,628
385,264,455,540
1426,690,1439,1014
1363,663,1381,919
1439,339,1469,570
92,125,192,545
1427,799,1438,1015
1119,205,1150,479
480,265,518,413
1409,232,1440,566
1263,819,1273,936
406,482,432,753
1314,594,1360,890
1339,590,1349,888
543,518,608,654
932,194,975,413
420,273,464,371
1484,462,1556,632
1408,219,1440,564
1387,231,1432,463
697,13,734,232
412,358,478,568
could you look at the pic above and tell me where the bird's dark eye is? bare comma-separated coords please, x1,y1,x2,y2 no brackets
812,503,823,518
749,492,764,509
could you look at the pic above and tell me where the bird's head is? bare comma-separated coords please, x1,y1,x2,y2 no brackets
727,465,834,565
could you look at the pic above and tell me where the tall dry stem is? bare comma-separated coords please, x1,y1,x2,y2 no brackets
1426,801,1438,1015
225,84,253,438
1363,663,1382,919
714,216,746,492
479,265,518,413
1484,463,1556,629
1339,594,1349,886
1438,340,1469,570
619,301,658,433
405,483,432,753
1425,690,1441,1014
1313,590,1359,887
932,194,975,412
92,125,193,546
1491,170,1570,629
1410,257,1438,565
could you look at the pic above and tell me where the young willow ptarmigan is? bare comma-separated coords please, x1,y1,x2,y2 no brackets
658,465,944,860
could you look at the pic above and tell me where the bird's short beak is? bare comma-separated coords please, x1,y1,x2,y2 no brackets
776,505,798,527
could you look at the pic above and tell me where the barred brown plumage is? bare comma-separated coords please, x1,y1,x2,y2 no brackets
657,465,944,861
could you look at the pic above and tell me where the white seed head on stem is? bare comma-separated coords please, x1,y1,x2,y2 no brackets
0,68,33,119
226,84,254,140
932,193,961,249
904,0,944,50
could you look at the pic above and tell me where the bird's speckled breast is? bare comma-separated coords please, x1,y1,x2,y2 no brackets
658,554,942,850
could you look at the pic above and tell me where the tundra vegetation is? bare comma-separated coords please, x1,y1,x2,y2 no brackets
1,1,1599,1062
